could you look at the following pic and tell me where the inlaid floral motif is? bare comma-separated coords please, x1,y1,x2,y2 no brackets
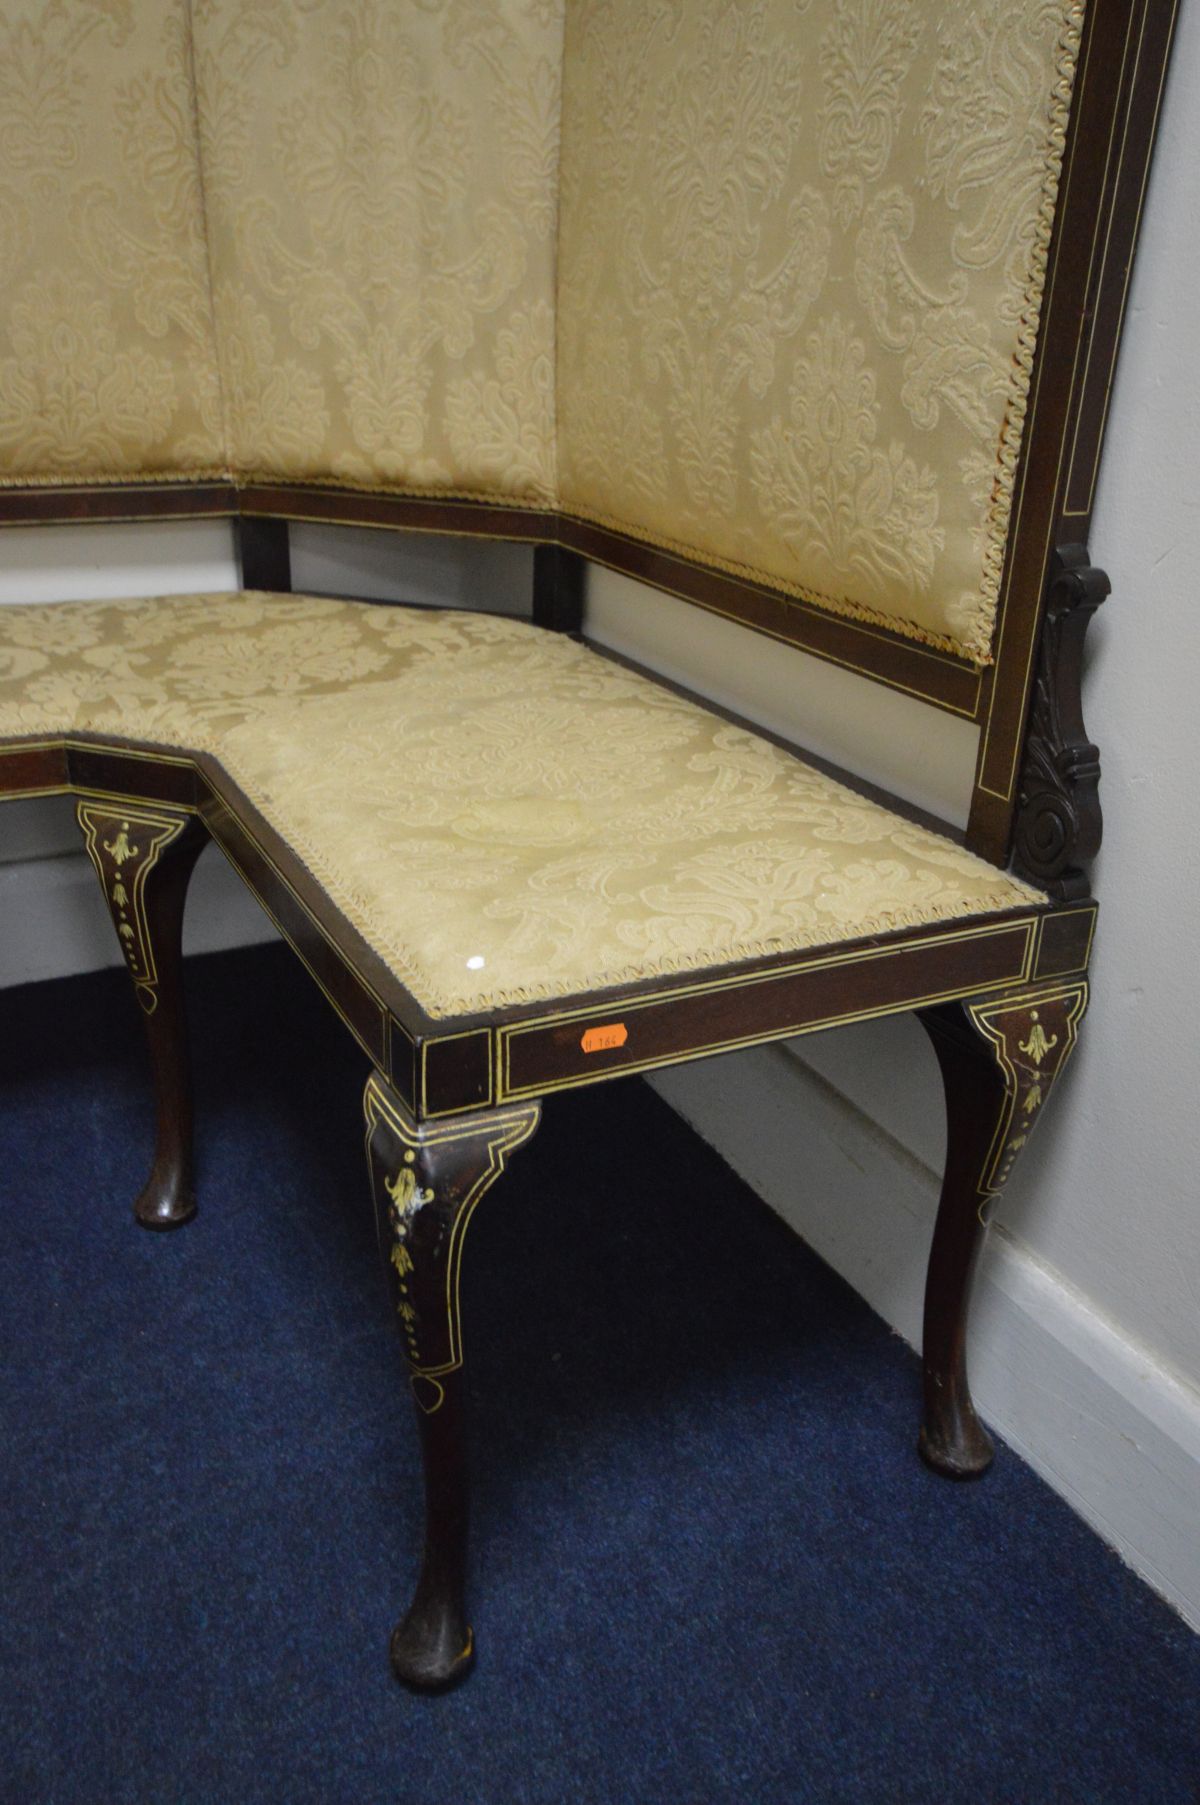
76,800,189,1010
970,985,1086,1205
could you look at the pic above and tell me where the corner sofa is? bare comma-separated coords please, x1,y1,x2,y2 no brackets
0,0,1178,1688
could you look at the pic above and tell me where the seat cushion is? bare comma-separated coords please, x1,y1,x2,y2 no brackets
0,590,453,748
0,593,1041,1016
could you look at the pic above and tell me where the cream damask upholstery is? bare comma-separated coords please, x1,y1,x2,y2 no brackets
0,0,224,482
0,0,1084,665
0,0,562,500
189,0,563,499
0,594,1040,1016
557,0,1083,662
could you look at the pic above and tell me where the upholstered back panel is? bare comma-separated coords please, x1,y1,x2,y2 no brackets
556,0,1084,664
0,0,224,485
0,0,1092,668
0,0,562,504
190,0,563,502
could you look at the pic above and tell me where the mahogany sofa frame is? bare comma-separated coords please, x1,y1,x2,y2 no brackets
0,0,1177,1690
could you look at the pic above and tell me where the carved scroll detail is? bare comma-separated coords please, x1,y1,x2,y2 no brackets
1012,544,1110,900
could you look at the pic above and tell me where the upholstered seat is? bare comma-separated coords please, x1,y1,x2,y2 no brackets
0,594,1039,1017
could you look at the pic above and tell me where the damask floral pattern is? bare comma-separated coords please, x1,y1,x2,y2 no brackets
190,0,564,498
818,0,923,228
748,313,944,609
0,0,224,481
0,594,1042,1016
557,0,1085,662
0,0,563,500
0,591,540,745
2,0,1085,667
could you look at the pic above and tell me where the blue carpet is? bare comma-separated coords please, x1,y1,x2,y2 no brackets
0,944,1196,1804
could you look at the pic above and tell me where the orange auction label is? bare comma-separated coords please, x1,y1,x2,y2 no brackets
581,1022,628,1054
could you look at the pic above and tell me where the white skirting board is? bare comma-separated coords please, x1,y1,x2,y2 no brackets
649,1042,1200,1633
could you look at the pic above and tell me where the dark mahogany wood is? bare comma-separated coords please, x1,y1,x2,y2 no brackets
0,481,234,527
1062,0,1181,525
1011,547,1109,900
0,740,68,796
235,517,292,593
968,0,1180,864
0,722,1099,1682
67,743,200,810
918,980,1088,1475
497,919,1037,1104
76,799,209,1228
558,512,984,714
532,542,584,633
239,484,556,547
363,1072,540,1689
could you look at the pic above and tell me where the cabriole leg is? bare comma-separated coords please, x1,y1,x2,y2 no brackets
363,1073,540,1691
77,800,207,1230
917,979,1088,1477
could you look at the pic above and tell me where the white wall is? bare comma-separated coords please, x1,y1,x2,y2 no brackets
2,5,1198,1628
